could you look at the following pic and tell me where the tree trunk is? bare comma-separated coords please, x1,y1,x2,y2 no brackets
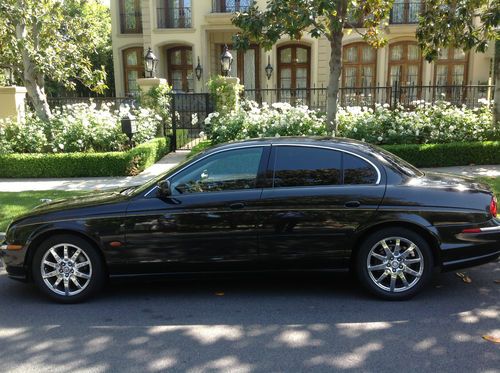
15,0,51,121
494,39,500,129
326,29,343,134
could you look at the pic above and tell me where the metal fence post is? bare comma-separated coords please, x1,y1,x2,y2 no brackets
171,94,177,152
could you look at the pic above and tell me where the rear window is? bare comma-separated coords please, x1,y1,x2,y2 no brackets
343,153,378,184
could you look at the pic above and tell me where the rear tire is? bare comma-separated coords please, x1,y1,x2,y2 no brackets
32,234,105,303
356,228,433,300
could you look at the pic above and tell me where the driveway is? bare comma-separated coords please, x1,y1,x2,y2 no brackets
0,262,498,372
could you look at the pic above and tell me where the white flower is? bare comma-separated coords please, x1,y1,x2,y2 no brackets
377,136,383,142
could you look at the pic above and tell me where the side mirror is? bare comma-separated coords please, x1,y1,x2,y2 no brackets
157,180,172,197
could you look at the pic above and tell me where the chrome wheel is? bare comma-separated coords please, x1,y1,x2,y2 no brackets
40,243,92,297
366,237,424,293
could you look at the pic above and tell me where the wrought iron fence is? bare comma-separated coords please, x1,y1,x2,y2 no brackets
390,1,423,24
157,7,192,28
212,0,253,13
242,84,495,111
46,96,137,110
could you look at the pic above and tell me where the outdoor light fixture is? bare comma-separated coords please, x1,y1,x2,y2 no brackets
265,55,273,80
195,57,203,81
121,113,137,147
144,47,158,78
220,44,233,76
1,65,13,86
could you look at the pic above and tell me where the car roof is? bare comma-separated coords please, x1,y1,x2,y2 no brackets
205,136,378,155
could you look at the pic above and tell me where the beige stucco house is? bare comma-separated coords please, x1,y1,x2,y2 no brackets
111,0,494,98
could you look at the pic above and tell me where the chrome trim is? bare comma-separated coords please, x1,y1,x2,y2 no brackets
143,142,382,197
272,143,382,185
479,226,500,232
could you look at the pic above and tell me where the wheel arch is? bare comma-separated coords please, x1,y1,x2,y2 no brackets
25,229,109,281
350,221,442,267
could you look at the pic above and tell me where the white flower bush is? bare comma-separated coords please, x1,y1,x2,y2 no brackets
205,100,329,144
0,102,162,154
337,100,496,145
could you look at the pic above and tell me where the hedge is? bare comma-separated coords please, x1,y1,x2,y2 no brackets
382,141,500,168
0,137,170,178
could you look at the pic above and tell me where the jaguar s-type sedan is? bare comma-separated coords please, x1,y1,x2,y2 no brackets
1,137,499,302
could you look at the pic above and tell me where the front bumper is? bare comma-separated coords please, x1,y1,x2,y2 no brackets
1,232,29,281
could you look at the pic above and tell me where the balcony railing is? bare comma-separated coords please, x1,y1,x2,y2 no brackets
390,2,423,24
157,7,192,28
212,0,252,13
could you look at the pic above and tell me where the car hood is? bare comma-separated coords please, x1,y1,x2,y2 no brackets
14,190,130,223
408,172,492,194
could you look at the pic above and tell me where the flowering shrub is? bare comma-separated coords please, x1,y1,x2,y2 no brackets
205,101,329,144
337,101,496,145
0,102,162,154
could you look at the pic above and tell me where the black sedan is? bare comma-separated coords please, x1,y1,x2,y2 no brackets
1,137,499,302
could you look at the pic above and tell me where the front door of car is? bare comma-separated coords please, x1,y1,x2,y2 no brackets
258,145,386,269
123,146,269,273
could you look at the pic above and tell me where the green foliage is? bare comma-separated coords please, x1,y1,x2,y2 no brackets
338,101,497,145
382,141,500,167
0,138,170,178
139,84,173,135
204,101,329,144
188,141,213,159
416,0,500,62
232,0,394,49
0,103,161,154
207,75,244,114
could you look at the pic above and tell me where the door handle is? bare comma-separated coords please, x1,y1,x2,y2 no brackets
345,201,361,208
229,202,245,210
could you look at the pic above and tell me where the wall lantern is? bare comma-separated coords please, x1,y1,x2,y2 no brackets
195,57,203,81
121,113,137,146
220,44,233,76
265,55,273,80
144,47,158,78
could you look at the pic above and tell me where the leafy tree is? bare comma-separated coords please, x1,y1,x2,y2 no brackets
0,0,111,121
232,0,395,132
416,0,500,124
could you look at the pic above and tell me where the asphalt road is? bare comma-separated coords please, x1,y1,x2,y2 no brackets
0,262,499,373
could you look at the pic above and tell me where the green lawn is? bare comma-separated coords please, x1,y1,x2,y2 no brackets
0,177,499,233
0,191,89,231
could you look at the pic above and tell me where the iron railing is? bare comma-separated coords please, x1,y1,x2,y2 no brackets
212,0,252,13
242,84,495,111
46,96,137,111
157,7,192,28
390,1,423,24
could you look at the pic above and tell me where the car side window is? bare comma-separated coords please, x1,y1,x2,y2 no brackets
273,146,341,187
343,153,378,184
170,147,264,194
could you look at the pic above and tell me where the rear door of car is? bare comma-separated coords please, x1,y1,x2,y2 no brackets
258,144,386,269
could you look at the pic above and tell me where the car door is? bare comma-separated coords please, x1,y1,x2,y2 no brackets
123,145,269,274
258,145,386,269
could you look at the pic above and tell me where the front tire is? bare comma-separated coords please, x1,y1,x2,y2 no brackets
32,234,105,303
356,228,433,300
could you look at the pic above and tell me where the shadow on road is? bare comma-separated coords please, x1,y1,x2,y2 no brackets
0,262,498,372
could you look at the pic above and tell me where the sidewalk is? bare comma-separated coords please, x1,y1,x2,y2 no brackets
0,156,498,192
0,150,190,192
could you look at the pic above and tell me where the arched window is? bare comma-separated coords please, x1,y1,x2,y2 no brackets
119,0,142,34
123,47,145,94
388,42,422,86
342,43,377,88
434,48,468,85
167,46,193,92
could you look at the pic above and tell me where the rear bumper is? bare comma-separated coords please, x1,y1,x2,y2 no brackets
440,220,500,271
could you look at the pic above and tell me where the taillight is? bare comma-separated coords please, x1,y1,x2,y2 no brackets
490,196,498,218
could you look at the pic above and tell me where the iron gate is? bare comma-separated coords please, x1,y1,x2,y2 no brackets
168,93,214,151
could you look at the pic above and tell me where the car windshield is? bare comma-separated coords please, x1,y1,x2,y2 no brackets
371,146,424,178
